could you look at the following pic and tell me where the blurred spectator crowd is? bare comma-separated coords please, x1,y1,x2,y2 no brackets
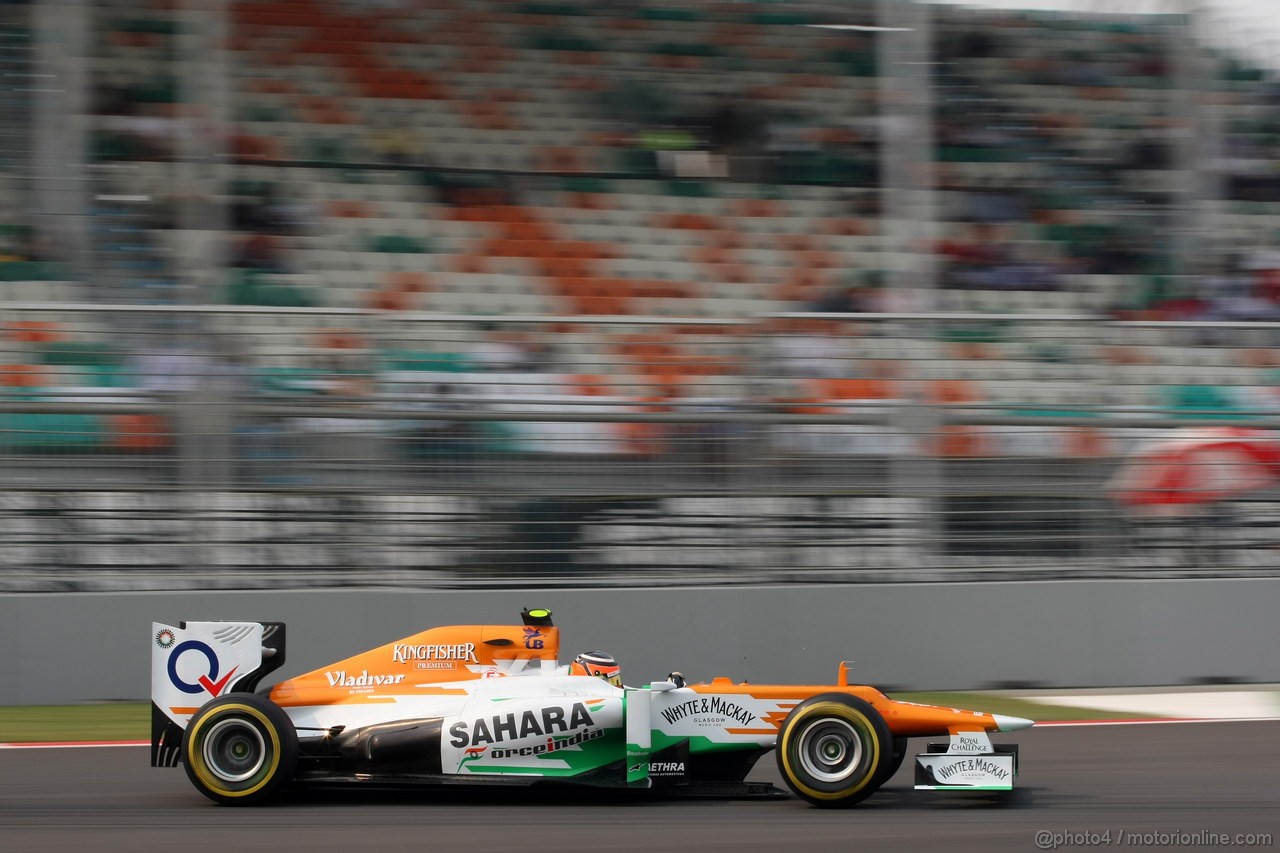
5,0,1280,445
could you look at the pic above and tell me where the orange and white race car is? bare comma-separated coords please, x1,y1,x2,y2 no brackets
151,608,1031,807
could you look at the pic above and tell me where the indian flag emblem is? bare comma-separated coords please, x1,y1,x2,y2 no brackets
459,746,486,770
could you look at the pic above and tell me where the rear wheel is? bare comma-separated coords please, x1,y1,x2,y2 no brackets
775,694,892,808
182,693,297,806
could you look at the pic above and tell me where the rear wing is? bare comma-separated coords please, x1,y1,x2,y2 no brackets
150,621,287,767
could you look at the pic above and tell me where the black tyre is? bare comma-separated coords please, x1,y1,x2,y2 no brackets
877,736,909,786
775,693,893,808
181,692,298,806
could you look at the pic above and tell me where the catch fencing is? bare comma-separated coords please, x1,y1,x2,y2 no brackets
4,303,1280,590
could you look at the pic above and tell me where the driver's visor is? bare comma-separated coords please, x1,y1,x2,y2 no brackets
591,665,622,688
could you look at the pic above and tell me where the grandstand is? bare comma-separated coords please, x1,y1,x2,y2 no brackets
53,4,1280,372
5,0,1280,587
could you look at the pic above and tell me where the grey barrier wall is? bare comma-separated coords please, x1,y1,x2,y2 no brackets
2,578,1278,705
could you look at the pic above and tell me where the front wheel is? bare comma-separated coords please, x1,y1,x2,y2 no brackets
775,693,892,808
878,736,909,786
181,692,298,806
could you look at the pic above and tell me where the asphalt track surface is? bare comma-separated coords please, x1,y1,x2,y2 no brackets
2,721,1277,853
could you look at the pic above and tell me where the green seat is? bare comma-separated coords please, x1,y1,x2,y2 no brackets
239,104,286,122
749,12,809,25
119,17,178,34
1046,223,1115,260
257,367,325,395
226,271,319,307
1164,384,1247,421
0,413,107,451
1224,61,1264,82
227,269,264,305
381,350,473,372
127,78,178,104
937,146,1009,163
1004,406,1092,419
618,148,659,178
517,2,589,15
561,177,614,194
652,43,720,58
88,364,129,388
0,261,54,281
829,50,876,77
259,283,319,307
937,321,1010,344
639,8,704,22
230,179,272,196
369,235,430,254
527,33,601,52
306,138,346,163
39,342,124,368
664,180,714,198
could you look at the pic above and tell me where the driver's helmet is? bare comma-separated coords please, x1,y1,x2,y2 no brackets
568,650,621,687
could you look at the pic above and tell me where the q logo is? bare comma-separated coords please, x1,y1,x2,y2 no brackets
167,640,238,697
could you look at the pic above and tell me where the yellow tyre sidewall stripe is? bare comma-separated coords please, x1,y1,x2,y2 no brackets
186,703,283,799
779,701,881,802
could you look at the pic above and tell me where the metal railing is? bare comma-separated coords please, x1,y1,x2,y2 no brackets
4,304,1280,590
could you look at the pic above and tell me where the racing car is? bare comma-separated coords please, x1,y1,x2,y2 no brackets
151,608,1031,807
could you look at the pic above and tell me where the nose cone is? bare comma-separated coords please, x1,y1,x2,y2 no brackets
993,713,1035,732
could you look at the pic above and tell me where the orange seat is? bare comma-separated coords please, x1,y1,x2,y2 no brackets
499,220,557,242
6,321,62,344
326,201,371,218
660,213,716,231
559,75,607,92
731,198,783,218
824,218,868,236
567,192,608,210
929,379,980,405
387,272,429,294
708,229,743,250
452,254,489,274
570,373,610,398
650,55,700,71
704,263,750,284
1,363,45,387
110,415,171,451
538,256,596,279
927,379,985,457
820,377,894,401
777,234,815,253
313,328,364,350
1066,428,1106,458
366,289,410,311
693,245,736,266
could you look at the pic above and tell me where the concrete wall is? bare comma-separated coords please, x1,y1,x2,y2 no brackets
2,579,1278,705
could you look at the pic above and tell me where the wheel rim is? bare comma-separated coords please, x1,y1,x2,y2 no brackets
202,718,268,784
797,718,863,783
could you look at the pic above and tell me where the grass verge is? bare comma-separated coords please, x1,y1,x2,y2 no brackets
894,692,1148,722
0,703,150,743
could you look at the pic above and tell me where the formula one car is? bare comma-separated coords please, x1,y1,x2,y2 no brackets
151,608,1031,807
